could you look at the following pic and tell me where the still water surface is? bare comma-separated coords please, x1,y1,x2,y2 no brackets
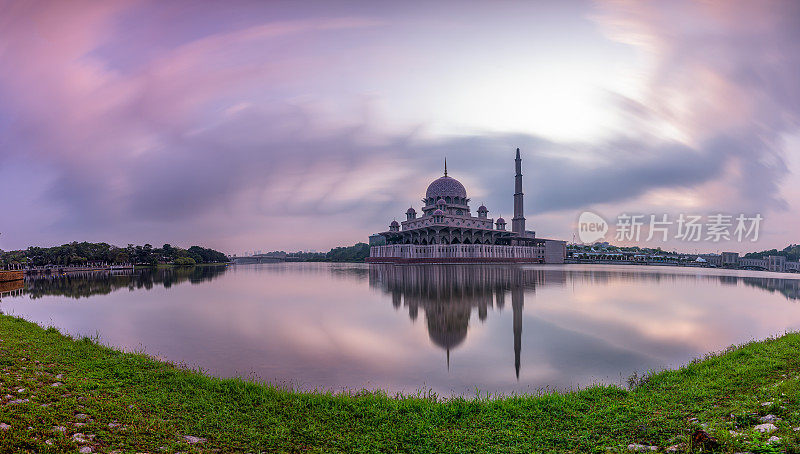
2,263,800,396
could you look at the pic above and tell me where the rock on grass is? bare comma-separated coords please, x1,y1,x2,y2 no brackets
754,423,778,433
627,444,657,451
72,433,89,444
183,435,206,444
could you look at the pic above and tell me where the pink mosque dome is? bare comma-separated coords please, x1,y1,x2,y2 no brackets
426,176,467,200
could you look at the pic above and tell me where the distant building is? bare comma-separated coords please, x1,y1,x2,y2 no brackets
738,255,800,273
740,257,768,269
768,255,787,272
705,253,799,273
367,149,566,264
700,254,723,267
722,251,739,267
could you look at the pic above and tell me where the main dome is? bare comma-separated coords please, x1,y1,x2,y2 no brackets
426,176,467,200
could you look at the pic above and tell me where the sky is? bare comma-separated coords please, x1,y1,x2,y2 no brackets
1,0,799,254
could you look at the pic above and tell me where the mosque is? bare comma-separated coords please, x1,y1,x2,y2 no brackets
367,148,566,264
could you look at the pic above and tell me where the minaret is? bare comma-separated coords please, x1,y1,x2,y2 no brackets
512,148,525,234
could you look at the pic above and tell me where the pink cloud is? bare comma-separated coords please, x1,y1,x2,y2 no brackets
1,0,798,254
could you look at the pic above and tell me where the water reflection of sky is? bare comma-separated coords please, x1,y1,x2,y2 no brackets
1,264,799,396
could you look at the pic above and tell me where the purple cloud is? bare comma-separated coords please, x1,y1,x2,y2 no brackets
1,0,799,253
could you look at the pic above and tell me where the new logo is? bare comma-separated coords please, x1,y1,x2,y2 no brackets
577,211,608,243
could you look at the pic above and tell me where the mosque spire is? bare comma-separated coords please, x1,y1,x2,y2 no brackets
444,157,448,176
512,147,525,234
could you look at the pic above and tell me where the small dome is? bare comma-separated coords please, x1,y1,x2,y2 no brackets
496,217,506,223
426,176,467,200
406,207,416,214
436,198,447,206
390,220,399,226
478,205,488,212
433,209,445,216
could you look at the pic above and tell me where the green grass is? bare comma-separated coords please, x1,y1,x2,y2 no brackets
2,314,800,453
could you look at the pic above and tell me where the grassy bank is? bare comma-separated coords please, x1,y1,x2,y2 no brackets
1,316,800,453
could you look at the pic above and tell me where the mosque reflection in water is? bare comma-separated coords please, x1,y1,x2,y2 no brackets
368,264,800,380
368,265,566,379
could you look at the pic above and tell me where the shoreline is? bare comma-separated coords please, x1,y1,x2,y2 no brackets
2,314,800,452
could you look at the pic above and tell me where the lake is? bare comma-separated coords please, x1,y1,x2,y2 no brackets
1,263,800,396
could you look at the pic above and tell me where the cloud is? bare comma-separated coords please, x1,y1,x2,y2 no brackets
593,0,800,211
1,0,799,252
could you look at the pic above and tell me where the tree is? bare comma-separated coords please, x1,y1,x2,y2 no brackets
325,243,370,262
1,241,231,267
173,257,196,266
187,246,229,263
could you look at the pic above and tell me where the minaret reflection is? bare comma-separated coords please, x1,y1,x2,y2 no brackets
512,284,523,379
369,265,564,379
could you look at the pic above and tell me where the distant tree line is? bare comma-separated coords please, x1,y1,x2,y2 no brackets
744,244,800,261
262,243,370,263
0,241,229,268
325,243,370,262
